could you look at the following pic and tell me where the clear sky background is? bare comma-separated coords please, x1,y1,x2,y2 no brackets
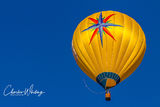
0,0,159,106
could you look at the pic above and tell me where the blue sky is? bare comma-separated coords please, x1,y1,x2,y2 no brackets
0,0,159,106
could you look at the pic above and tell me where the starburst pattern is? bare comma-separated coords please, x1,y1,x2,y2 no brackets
82,12,122,46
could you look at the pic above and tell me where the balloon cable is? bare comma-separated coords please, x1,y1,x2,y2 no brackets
82,79,105,95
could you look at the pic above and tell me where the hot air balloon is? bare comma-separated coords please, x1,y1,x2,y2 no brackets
72,11,146,101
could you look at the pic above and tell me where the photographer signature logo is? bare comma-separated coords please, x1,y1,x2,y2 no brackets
3,84,45,97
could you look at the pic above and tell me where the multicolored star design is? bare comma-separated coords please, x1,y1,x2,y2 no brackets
82,12,122,46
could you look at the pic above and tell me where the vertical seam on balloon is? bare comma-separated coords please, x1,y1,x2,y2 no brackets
100,11,105,73
115,15,130,73
104,12,108,72
118,19,139,73
74,26,96,78
72,38,93,78
96,12,104,74
73,36,94,77
120,24,140,74
78,25,97,75
86,17,99,76
113,13,125,72
110,11,116,72
75,41,96,79
120,39,144,81
95,13,103,75
91,12,103,75
117,17,133,73
119,25,143,79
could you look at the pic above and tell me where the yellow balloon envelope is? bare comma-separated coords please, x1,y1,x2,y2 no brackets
72,11,146,100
